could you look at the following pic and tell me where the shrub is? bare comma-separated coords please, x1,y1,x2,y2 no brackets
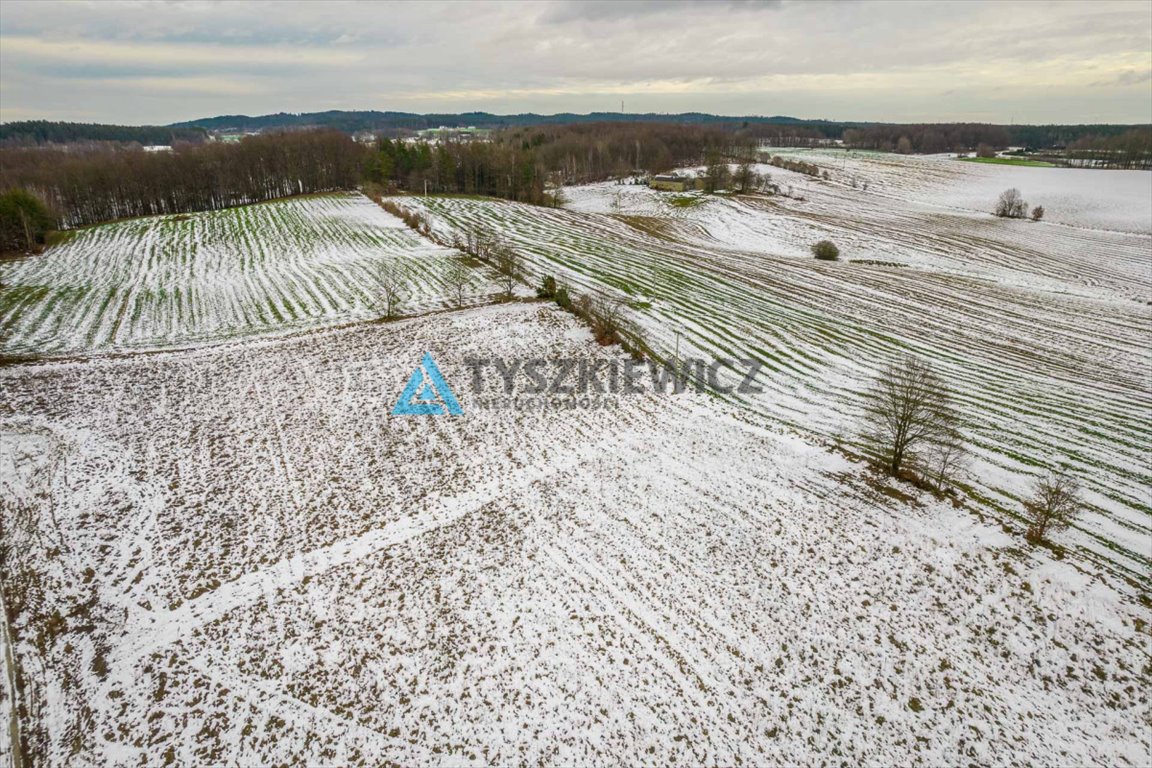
0,188,56,254
1031,205,1045,222
995,188,1028,218
574,293,594,320
537,275,557,299
811,240,840,261
769,156,822,178
554,286,571,310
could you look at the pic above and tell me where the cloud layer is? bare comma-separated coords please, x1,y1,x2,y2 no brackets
1,0,1149,124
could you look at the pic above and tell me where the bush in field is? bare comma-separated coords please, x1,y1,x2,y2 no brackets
1031,205,1045,221
573,295,628,345
1024,470,1082,545
573,293,594,320
554,286,571,311
536,275,557,299
811,240,840,261
995,188,1028,218
380,200,428,232
769,155,822,178
593,296,629,345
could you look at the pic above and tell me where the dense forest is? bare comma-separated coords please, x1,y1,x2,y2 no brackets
0,120,207,147
0,122,752,235
0,130,362,228
364,122,755,204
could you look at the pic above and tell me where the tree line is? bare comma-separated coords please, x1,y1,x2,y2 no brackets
0,120,207,148
166,110,1149,150
843,124,1014,154
0,130,363,229
364,122,758,204
1064,128,1152,169
3,122,745,239
7,114,1148,153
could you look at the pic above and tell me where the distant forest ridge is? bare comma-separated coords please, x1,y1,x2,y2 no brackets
1,111,1149,149
0,120,209,146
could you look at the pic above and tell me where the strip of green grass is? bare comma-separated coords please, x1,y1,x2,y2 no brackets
958,156,1056,168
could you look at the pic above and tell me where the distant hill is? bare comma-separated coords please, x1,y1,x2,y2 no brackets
169,110,849,134
3,112,1146,150
168,111,1148,149
0,120,208,147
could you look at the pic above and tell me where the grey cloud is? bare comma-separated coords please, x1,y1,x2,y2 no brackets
0,0,1149,124
538,0,783,24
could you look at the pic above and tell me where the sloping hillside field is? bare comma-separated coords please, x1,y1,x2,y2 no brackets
0,193,498,357
1,304,1148,765
409,155,1152,584
0,152,1149,766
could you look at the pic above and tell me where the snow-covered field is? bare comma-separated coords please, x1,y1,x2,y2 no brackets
0,193,499,357
768,149,1152,235
406,155,1152,585
1,151,1149,766
1,303,1148,766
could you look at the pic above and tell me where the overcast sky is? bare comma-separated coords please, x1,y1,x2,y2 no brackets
1,0,1150,125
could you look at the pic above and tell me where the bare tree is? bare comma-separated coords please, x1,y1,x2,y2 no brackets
588,295,630,344
921,426,968,493
494,244,521,298
378,264,407,318
444,260,472,307
701,153,730,193
1024,470,1082,544
995,188,1028,218
732,163,760,194
861,356,958,477
465,227,503,263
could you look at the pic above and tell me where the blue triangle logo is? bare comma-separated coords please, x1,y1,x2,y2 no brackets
392,353,464,416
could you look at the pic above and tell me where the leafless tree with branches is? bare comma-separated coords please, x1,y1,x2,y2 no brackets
378,264,407,318
1024,469,1082,544
589,295,630,344
445,260,472,307
921,426,968,493
995,188,1029,218
861,355,959,478
494,244,521,298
